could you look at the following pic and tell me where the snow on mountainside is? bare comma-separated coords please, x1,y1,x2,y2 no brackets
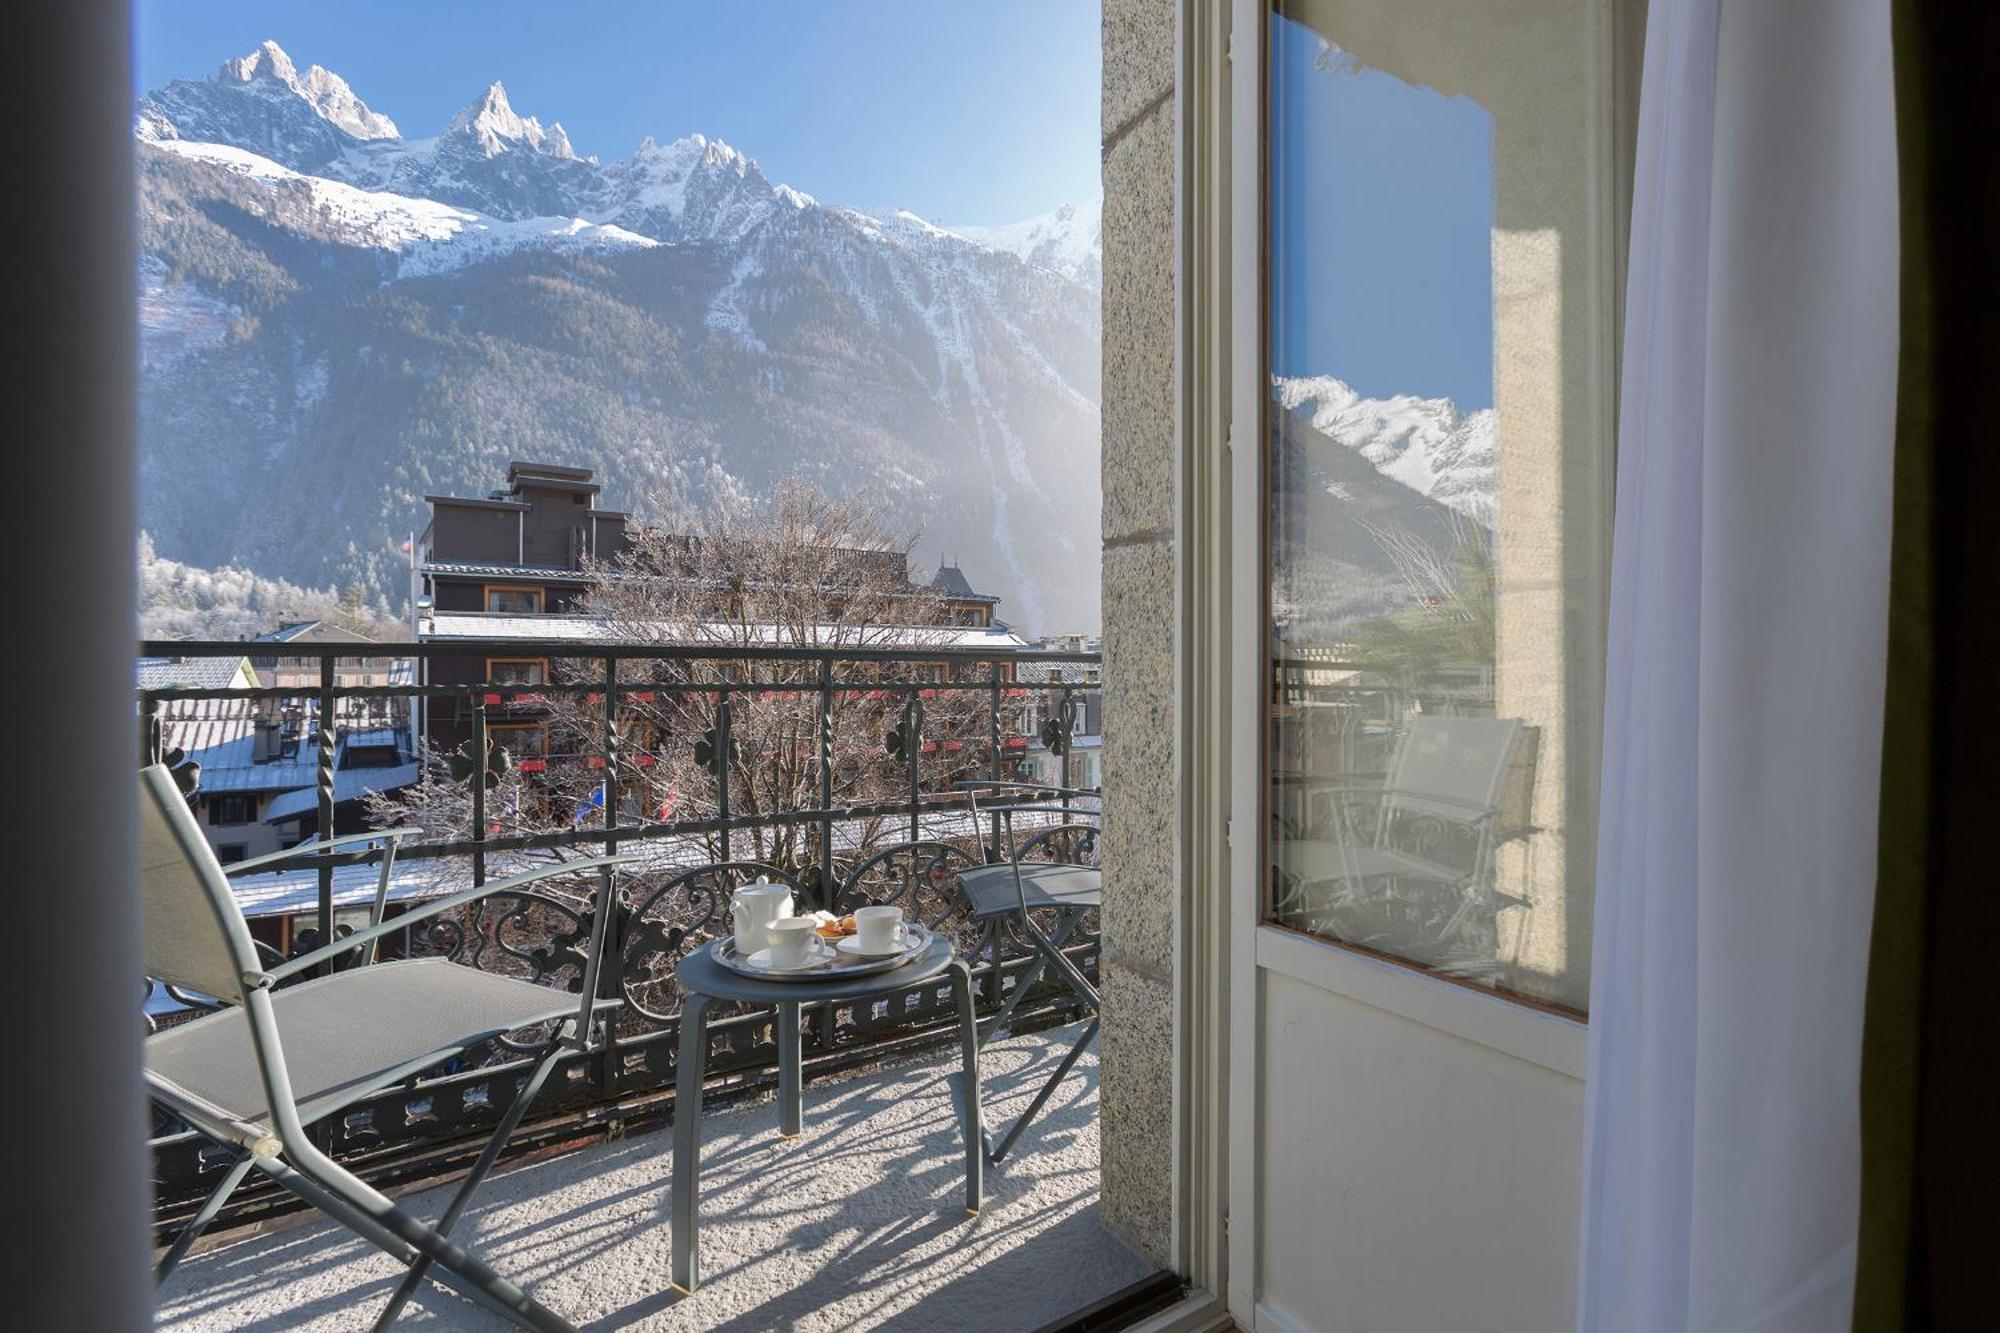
133,40,1105,633
952,199,1102,290
1273,375,1496,526
149,139,657,274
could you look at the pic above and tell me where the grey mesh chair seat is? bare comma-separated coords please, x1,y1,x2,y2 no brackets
1278,839,1468,886
148,959,574,1126
955,860,1102,919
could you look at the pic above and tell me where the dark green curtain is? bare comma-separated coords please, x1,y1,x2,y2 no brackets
1851,3,1999,1329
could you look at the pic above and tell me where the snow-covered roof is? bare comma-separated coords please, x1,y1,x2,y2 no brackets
420,612,1032,651
178,714,413,794
251,619,380,645
262,761,420,823
1014,661,1100,685
138,656,256,691
423,560,593,582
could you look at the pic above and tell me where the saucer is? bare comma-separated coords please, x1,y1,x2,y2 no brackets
835,930,908,959
745,938,835,973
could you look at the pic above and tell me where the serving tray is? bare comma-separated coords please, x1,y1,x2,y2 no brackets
709,923,933,983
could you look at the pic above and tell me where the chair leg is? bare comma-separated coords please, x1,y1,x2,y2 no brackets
156,1152,257,1283
777,1001,803,1137
977,911,1084,1047
671,995,710,1294
250,1150,575,1333
988,1018,1098,1165
372,1027,574,1329
1028,920,1100,1012
948,960,983,1213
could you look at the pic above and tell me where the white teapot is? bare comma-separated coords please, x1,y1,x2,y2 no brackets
729,877,794,955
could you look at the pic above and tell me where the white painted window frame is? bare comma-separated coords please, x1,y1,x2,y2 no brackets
1188,1,1642,1326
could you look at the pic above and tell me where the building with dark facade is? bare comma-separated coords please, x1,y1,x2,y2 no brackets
413,461,1025,766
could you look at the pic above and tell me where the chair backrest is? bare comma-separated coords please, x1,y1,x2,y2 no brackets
139,765,264,1005
1383,715,1523,825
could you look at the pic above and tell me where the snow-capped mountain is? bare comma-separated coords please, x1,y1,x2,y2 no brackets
134,41,1106,632
1273,375,1496,526
138,40,398,168
952,199,1103,289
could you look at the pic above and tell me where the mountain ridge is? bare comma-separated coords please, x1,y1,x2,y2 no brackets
135,40,1107,634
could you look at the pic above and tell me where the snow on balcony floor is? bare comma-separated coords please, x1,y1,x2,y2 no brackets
155,1025,1152,1331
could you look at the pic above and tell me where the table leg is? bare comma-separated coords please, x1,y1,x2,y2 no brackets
950,960,982,1214
777,1001,803,1137
671,994,710,1294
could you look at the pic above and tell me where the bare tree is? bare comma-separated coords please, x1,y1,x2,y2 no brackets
550,478,995,870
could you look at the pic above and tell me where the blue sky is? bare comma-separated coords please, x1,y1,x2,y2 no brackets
133,1,1102,228
1269,14,1495,410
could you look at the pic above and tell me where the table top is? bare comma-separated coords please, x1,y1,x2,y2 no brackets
674,933,957,1005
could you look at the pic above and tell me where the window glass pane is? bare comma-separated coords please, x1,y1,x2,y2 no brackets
1266,0,1616,1011
488,660,547,686
490,725,547,759
486,587,543,614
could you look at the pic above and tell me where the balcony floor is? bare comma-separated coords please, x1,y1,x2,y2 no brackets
155,1024,1151,1331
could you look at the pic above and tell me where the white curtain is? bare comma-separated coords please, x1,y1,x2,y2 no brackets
1577,1,1900,1329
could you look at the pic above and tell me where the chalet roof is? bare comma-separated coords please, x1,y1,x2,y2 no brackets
251,620,379,646
423,560,594,582
1014,660,1100,685
930,562,1000,603
137,656,254,692
508,460,596,484
262,761,420,824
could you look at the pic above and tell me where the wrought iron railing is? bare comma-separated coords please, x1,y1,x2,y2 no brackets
137,637,1102,1237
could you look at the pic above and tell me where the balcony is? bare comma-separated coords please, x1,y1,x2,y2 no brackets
155,1030,1149,1331
137,638,1153,1330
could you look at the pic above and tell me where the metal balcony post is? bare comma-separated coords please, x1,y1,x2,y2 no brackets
470,693,488,888
818,658,834,908
988,661,1003,858
316,654,336,945
715,687,732,863
600,651,621,1086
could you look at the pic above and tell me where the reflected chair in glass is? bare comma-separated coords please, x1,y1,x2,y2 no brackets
951,779,1101,1164
138,765,638,1332
1273,715,1532,972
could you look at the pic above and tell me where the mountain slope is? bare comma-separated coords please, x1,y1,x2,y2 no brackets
1273,375,1496,527
136,41,1105,633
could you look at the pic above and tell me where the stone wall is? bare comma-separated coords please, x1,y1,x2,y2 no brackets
1097,0,1177,1269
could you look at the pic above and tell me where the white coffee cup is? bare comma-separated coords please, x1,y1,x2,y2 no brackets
766,916,819,969
731,879,793,955
853,905,904,955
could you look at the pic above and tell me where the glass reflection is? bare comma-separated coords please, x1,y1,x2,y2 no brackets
1266,0,1607,1011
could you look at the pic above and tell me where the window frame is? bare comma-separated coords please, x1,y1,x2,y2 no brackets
208,794,257,826
487,720,548,760
483,584,545,615
485,657,550,688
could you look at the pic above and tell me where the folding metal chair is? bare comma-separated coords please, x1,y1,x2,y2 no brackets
1274,715,1531,964
952,779,1101,1164
138,764,637,1331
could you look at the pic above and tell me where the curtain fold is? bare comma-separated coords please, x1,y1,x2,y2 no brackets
1577,1,1901,1329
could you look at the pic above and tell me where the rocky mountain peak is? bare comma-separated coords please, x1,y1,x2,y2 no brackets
219,39,297,85
444,81,575,160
